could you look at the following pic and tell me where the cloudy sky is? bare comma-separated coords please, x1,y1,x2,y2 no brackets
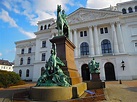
0,0,130,62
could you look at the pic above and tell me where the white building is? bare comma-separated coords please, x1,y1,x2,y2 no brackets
14,0,137,81
0,59,13,72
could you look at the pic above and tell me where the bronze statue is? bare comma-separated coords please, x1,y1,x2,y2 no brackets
56,5,70,38
88,58,100,74
36,43,71,87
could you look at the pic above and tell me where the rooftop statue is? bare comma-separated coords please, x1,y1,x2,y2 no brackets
36,43,71,87
56,5,70,38
88,58,100,74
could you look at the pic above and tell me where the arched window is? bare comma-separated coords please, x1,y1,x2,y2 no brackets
26,69,29,77
20,58,23,65
128,7,133,13
21,49,24,54
41,67,45,75
135,6,137,12
101,39,112,54
27,57,31,64
44,25,47,29
40,26,43,30
19,70,22,77
28,47,31,53
48,24,50,29
80,42,89,56
122,8,127,14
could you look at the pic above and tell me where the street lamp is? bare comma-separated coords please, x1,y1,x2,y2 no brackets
121,60,125,71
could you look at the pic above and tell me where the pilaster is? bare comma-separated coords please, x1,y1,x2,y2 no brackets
111,23,119,54
94,25,100,55
117,22,125,53
88,26,95,56
73,29,78,57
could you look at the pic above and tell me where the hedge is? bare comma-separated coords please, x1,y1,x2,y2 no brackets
0,70,25,88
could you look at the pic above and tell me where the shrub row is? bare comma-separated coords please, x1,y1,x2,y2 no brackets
0,70,25,88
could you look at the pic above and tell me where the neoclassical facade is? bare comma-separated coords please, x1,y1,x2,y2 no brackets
14,0,137,81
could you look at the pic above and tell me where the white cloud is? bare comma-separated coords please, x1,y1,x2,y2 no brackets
0,53,2,57
0,9,35,38
0,9,18,27
2,0,131,27
86,0,131,9
2,0,11,10
19,28,36,38
2,0,73,26
30,0,73,25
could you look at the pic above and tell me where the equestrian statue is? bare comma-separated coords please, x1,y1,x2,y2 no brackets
56,5,70,38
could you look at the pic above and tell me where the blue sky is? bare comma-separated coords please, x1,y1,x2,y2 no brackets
0,0,130,62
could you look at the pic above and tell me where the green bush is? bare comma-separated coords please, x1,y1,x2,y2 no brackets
0,70,25,88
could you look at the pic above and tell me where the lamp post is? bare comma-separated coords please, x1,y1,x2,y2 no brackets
121,60,125,71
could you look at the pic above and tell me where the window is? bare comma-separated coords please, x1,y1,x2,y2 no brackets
80,31,87,37
84,31,87,36
122,8,127,14
42,41,46,48
40,26,43,30
19,70,22,77
100,28,104,34
26,69,29,77
44,25,47,29
21,49,24,54
80,31,83,37
135,43,137,47
134,43,137,52
41,67,45,75
101,39,112,54
100,27,108,34
104,27,108,33
27,57,31,64
128,7,133,13
28,48,31,53
20,58,23,65
135,6,137,12
41,53,46,61
48,24,50,29
80,42,89,56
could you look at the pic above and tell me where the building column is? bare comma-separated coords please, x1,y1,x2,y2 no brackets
117,22,125,53
88,26,95,56
111,23,119,54
73,29,78,57
69,30,73,42
94,25,100,55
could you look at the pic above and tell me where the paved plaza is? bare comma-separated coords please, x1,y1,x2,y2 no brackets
104,80,137,102
0,80,137,102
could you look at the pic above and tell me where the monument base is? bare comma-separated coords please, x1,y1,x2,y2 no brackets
91,73,100,81
85,81,105,89
50,36,82,85
30,82,87,101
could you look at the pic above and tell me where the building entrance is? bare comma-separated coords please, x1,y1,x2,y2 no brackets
81,64,90,81
104,62,116,81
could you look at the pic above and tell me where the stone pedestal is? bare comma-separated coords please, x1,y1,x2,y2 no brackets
30,82,87,101
91,73,100,81
84,73,105,89
50,36,82,85
85,81,105,89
